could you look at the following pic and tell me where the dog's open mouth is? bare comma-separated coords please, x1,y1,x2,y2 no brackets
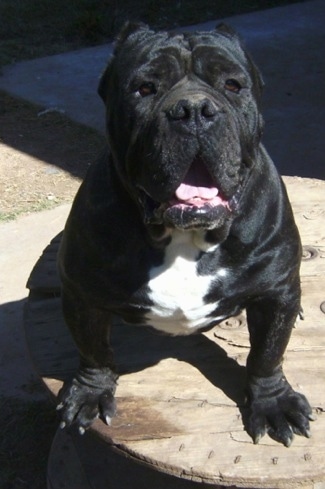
169,157,230,209
138,158,239,230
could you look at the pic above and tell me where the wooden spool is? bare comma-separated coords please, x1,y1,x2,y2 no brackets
25,176,325,489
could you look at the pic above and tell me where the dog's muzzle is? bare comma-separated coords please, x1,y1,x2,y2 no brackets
134,92,243,230
137,156,240,230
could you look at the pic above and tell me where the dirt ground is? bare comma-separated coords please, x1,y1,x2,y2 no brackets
0,90,105,221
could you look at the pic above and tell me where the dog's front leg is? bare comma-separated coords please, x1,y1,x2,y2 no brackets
245,294,314,446
57,288,118,433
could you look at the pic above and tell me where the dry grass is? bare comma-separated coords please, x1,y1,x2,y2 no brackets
0,91,105,221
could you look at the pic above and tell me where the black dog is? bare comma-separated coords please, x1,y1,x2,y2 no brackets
57,23,314,446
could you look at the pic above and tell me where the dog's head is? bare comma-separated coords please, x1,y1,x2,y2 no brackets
99,23,264,238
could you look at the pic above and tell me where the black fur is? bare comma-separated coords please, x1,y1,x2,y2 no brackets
57,24,313,446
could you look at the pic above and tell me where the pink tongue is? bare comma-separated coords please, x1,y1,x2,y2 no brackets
175,159,218,202
175,183,218,200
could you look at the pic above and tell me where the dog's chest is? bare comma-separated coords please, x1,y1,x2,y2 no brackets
145,231,227,335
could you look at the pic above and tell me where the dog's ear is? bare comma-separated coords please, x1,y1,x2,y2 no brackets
245,51,265,96
98,61,112,104
216,23,264,97
116,21,150,45
98,22,152,103
215,23,240,41
113,21,155,57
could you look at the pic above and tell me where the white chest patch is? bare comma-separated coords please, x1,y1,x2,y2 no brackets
146,230,227,335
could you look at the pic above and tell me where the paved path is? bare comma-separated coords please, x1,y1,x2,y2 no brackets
0,206,70,401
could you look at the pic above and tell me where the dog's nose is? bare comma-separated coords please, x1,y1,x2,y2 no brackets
167,98,219,126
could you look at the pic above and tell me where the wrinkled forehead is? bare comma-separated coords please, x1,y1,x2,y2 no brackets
187,31,247,65
115,29,247,76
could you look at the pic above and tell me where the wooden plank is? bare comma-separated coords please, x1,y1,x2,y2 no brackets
24,176,325,488
212,275,325,351
284,176,325,250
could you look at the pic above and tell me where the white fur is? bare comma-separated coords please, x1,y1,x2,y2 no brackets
146,230,228,335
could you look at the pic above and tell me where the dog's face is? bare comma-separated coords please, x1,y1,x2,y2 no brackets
99,23,264,235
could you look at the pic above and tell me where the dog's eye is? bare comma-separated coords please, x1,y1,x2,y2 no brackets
225,79,242,94
137,82,157,97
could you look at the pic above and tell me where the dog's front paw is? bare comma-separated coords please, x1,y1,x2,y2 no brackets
57,366,118,434
247,374,315,447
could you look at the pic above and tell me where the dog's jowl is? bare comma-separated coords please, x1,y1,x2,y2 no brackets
57,23,314,446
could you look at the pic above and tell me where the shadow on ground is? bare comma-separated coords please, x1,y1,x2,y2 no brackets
0,297,59,489
0,90,105,180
